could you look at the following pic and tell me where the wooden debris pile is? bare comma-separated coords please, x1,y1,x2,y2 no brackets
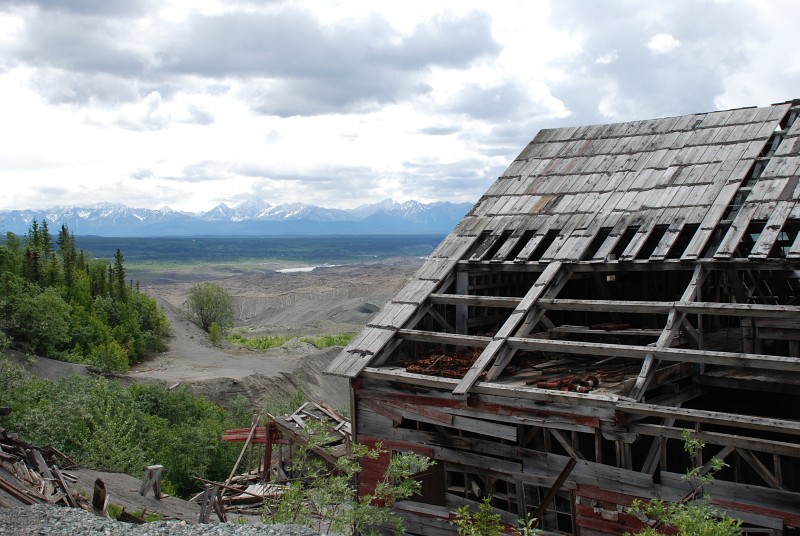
512,353,644,393
211,401,352,519
402,346,646,393
0,427,87,510
404,348,483,378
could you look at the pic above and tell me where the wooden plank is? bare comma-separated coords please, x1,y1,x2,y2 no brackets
513,222,554,262
682,160,756,260
539,222,578,262
395,329,491,347
619,218,658,261
428,294,521,308
534,299,800,319
361,367,622,406
617,402,800,436
590,217,632,261
469,230,505,262
736,448,786,490
368,303,418,329
658,472,800,525
713,202,759,259
357,379,615,419
392,279,439,304
630,423,800,458
629,265,704,400
504,337,800,372
490,232,525,262
750,200,794,258
788,225,800,259
554,227,599,261
649,218,685,260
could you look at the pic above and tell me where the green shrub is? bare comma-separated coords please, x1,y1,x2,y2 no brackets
455,497,504,536
263,418,434,535
626,431,742,536
208,321,222,344
0,358,240,498
228,332,356,350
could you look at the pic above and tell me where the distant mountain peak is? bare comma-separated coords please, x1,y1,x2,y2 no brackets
0,199,474,237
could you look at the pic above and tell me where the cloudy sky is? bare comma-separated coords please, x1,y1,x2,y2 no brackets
1,0,798,213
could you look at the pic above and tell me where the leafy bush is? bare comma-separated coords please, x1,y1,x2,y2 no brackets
184,282,234,333
626,431,742,536
0,358,240,497
455,497,505,536
208,321,222,344
264,419,434,535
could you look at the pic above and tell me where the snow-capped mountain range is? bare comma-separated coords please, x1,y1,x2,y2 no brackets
0,199,475,237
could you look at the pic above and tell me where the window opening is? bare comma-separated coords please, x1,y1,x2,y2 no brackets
524,485,575,534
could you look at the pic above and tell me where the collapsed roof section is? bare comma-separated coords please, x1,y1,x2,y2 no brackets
327,100,800,402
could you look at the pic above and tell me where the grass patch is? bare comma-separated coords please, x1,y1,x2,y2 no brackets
227,332,356,350
304,332,357,348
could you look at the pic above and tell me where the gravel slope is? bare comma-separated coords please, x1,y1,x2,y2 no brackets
0,504,322,535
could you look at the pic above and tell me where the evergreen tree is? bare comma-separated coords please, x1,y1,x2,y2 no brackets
41,219,52,256
57,224,76,291
113,249,127,302
0,221,169,369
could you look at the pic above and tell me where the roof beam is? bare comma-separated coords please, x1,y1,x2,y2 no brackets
455,259,798,273
629,265,705,400
617,401,800,436
428,294,800,318
630,423,800,458
395,329,491,347
504,337,800,371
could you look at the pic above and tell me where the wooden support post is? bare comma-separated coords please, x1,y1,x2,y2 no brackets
736,448,786,491
641,416,677,476
629,265,706,400
697,445,734,479
532,457,577,524
199,484,213,523
594,429,603,464
456,271,469,335
550,429,585,460
92,478,108,516
139,464,164,499
198,483,228,524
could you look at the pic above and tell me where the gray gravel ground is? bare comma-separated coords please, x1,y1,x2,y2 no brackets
0,504,322,535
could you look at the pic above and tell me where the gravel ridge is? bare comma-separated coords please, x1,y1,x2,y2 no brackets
0,504,323,535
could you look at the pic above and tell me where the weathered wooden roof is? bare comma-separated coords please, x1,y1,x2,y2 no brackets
327,100,800,385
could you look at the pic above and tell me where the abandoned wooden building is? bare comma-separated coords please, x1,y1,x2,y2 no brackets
327,100,800,535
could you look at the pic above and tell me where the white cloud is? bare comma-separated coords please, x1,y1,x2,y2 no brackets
0,0,797,214
647,33,681,54
594,51,618,65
